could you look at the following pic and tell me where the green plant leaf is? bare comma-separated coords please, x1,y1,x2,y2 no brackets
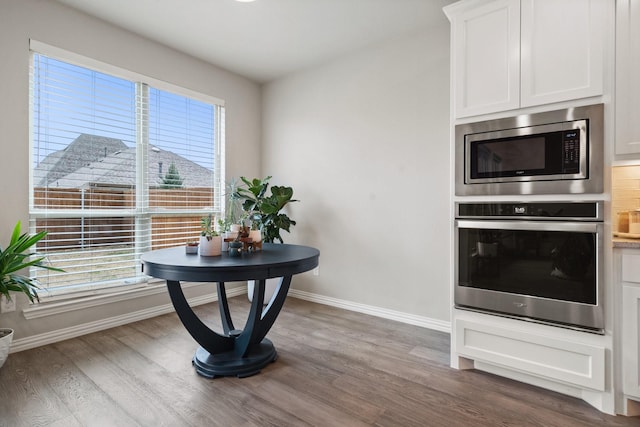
234,177,297,243
0,222,65,304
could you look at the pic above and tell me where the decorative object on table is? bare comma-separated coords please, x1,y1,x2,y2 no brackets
199,214,222,256
220,233,230,252
222,224,242,251
249,228,262,249
228,241,243,257
234,176,297,244
234,176,298,304
185,241,199,254
217,218,230,252
234,222,262,252
0,221,63,368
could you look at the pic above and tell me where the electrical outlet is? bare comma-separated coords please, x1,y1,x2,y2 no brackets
313,267,319,276
0,295,16,313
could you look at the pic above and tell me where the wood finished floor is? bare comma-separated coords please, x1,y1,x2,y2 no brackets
0,296,637,427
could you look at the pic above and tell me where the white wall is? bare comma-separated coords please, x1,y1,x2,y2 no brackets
0,0,261,340
0,0,452,343
262,25,452,322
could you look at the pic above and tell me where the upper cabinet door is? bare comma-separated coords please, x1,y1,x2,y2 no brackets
450,0,521,118
446,0,609,120
520,0,606,107
616,0,640,156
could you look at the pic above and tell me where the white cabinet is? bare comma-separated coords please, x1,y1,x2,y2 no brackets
445,0,608,119
520,0,605,107
455,318,605,390
621,252,640,401
451,309,613,413
447,0,521,118
615,0,640,156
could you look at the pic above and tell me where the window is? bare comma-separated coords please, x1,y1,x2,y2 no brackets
29,46,224,297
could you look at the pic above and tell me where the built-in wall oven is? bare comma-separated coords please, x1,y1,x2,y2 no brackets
455,201,604,333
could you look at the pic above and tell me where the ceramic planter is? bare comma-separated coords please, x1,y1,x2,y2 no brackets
249,229,262,243
0,328,14,369
199,235,222,256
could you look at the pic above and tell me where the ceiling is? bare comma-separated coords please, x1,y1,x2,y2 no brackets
55,0,453,83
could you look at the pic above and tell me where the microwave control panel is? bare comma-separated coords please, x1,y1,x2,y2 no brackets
562,130,580,173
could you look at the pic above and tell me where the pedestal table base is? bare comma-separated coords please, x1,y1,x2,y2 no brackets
192,339,278,378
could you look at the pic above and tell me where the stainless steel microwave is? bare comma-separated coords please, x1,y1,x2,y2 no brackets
455,104,603,196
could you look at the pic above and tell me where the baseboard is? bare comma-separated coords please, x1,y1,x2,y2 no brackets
288,289,451,333
11,287,450,353
10,287,245,354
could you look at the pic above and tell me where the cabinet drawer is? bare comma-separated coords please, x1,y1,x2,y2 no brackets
455,319,605,390
622,253,640,283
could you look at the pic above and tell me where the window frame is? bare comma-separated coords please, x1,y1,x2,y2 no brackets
28,40,225,299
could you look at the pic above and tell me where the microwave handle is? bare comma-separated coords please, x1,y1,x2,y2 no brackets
455,219,602,234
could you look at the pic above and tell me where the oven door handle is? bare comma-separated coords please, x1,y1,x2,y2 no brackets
455,219,602,233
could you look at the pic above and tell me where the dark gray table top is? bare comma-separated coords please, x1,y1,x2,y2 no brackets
141,243,320,282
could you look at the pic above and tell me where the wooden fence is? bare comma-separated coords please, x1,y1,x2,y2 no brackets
34,187,215,250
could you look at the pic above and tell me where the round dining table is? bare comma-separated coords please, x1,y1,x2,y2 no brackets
141,243,320,378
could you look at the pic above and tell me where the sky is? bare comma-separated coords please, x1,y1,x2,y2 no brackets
32,54,217,172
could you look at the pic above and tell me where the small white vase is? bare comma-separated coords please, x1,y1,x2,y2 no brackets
249,229,262,243
0,328,14,369
199,235,222,256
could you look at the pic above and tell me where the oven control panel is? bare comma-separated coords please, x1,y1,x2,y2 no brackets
456,201,602,221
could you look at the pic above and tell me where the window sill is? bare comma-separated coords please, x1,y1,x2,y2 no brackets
23,281,212,320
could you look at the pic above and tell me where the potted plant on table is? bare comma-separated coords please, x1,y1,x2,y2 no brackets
234,176,298,304
0,221,63,368
235,176,298,244
199,214,222,256
219,178,245,251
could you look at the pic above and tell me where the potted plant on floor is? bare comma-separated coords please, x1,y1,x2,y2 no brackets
235,176,298,304
0,221,63,368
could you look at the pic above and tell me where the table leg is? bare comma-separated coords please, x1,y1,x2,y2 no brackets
167,277,292,378
234,276,292,357
166,280,233,354
216,282,236,335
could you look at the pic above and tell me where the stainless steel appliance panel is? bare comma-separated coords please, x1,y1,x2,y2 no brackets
455,104,603,196
454,202,604,333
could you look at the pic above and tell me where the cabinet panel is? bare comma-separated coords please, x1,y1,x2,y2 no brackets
455,319,605,390
615,0,640,155
622,285,640,398
446,0,608,119
452,0,520,118
622,253,640,283
520,0,605,107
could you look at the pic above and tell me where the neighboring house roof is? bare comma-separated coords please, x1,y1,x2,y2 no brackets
34,134,128,187
33,133,213,188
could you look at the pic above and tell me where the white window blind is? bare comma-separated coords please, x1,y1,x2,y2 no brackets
29,51,224,297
